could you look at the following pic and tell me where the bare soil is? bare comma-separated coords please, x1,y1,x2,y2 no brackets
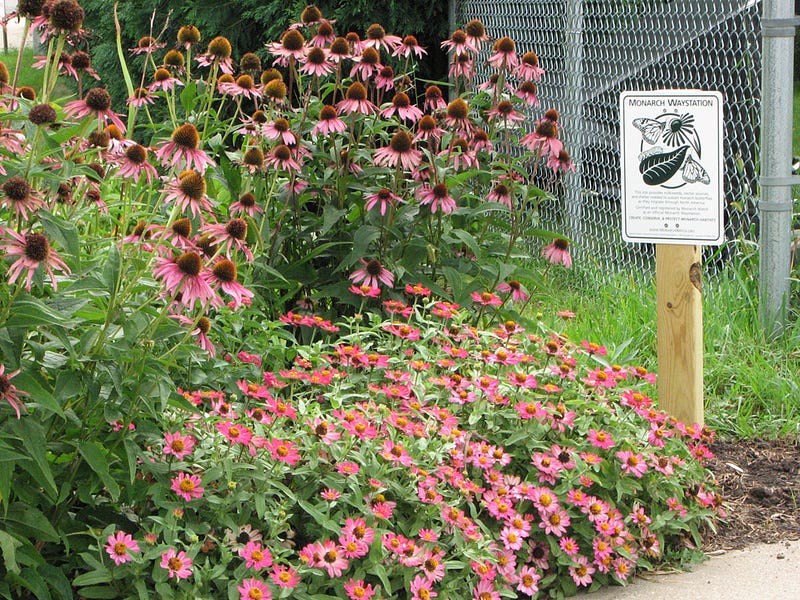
703,438,800,551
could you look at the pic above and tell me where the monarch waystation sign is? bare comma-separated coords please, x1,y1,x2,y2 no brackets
620,90,724,245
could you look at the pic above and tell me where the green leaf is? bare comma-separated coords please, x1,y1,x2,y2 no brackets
39,210,80,268
180,80,199,114
77,441,121,501
5,502,59,542
0,530,21,574
14,419,57,499
12,371,63,418
36,564,72,600
4,297,71,329
321,205,349,236
102,244,121,297
72,569,112,587
72,585,117,598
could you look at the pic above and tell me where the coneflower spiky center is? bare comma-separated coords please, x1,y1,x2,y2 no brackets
391,92,410,108
207,36,232,58
176,251,202,276
465,19,486,38
365,260,383,276
172,124,200,149
125,144,147,165
281,29,305,51
212,259,237,282
319,105,337,121
85,88,112,112
329,37,350,56
494,36,515,54
243,147,264,166
346,82,368,101
446,98,469,120
171,218,192,238
238,192,256,207
366,23,386,40
225,219,247,240
389,130,412,153
236,74,254,89
178,171,206,200
3,176,31,201
273,145,292,161
24,233,49,262
450,30,467,45
306,47,326,65
197,316,211,334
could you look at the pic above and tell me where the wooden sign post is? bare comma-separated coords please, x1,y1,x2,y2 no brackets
620,90,724,426
656,244,704,425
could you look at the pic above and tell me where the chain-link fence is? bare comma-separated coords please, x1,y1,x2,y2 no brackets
453,0,763,276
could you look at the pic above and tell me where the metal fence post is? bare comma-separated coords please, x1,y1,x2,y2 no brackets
564,0,585,257
759,1,798,336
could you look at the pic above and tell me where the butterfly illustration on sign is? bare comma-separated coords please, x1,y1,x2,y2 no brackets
632,113,710,188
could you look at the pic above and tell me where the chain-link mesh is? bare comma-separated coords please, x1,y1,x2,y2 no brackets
454,0,762,276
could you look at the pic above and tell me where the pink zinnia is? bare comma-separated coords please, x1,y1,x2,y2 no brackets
349,258,394,288
163,431,196,460
471,291,502,307
616,450,648,478
410,574,438,600
318,540,350,577
344,579,376,600
105,531,140,566
171,472,204,501
1,229,70,292
542,238,572,267
239,541,273,570
270,564,301,588
266,438,301,465
160,548,193,580
587,429,615,450
516,566,540,596
237,577,272,600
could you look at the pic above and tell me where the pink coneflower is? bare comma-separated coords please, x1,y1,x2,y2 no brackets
363,23,402,52
64,88,126,133
1,229,70,292
299,46,334,77
542,238,572,267
160,548,193,580
440,29,477,56
270,564,301,588
393,34,427,59
515,80,540,106
105,531,140,566
496,280,529,302
486,99,525,124
237,577,272,600
516,51,546,81
336,81,378,115
487,36,520,70
230,192,264,218
265,438,301,465
370,65,393,92
520,117,564,158
548,149,576,173
171,472,204,501
328,36,353,63
464,19,490,51
202,219,253,261
380,92,424,123
439,138,478,171
422,85,446,113
417,183,456,214
163,431,196,460
264,144,303,173
449,53,475,80
208,259,254,308
267,29,307,66
263,117,297,145
374,130,423,170
349,46,382,80
349,258,394,288
149,67,184,92
126,86,156,108
156,123,215,173
364,188,404,215
309,20,336,47
0,364,28,419
152,250,219,309
163,170,214,217
414,114,444,144
1,176,45,219
195,36,235,74
239,541,273,570
442,98,473,133
117,144,158,183
219,74,262,100
130,35,165,55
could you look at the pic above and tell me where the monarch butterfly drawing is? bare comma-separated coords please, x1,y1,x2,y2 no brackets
681,155,710,185
632,117,665,145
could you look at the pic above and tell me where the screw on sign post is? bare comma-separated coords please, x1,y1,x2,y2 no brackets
620,90,724,426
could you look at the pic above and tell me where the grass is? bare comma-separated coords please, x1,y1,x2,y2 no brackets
535,258,800,440
0,46,75,99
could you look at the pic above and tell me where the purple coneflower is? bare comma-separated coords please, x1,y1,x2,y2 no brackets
312,104,347,137
207,258,254,308
379,92,423,123
64,88,126,133
392,35,427,59
364,188,404,216
263,117,297,145
413,114,444,144
486,180,512,208
423,85,447,112
542,238,572,267
309,20,336,47
442,98,473,134
157,217,196,251
327,36,352,63
117,144,158,183
449,52,475,80
149,67,184,93
336,81,377,115
1,176,45,220
218,74,261,100
487,37,520,71
515,81,540,107
487,99,526,125
417,182,457,214
349,46,381,80
267,29,307,67
129,35,165,55
374,130,422,171
515,52,546,81
520,118,564,158
156,123,215,173
163,170,214,217
229,191,263,217
126,86,156,108
496,280,530,303
464,19,490,52
264,144,302,173
362,23,402,53
440,29,477,56
299,46,334,77
195,36,235,74
439,138,478,171
0,364,28,418
1,228,70,291
349,258,394,289
152,250,218,309
201,218,254,261
548,149,576,173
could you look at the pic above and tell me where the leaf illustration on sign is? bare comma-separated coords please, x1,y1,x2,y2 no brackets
681,155,710,185
632,117,666,145
638,145,689,186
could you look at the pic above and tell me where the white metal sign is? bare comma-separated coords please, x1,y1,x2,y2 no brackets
620,90,724,245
